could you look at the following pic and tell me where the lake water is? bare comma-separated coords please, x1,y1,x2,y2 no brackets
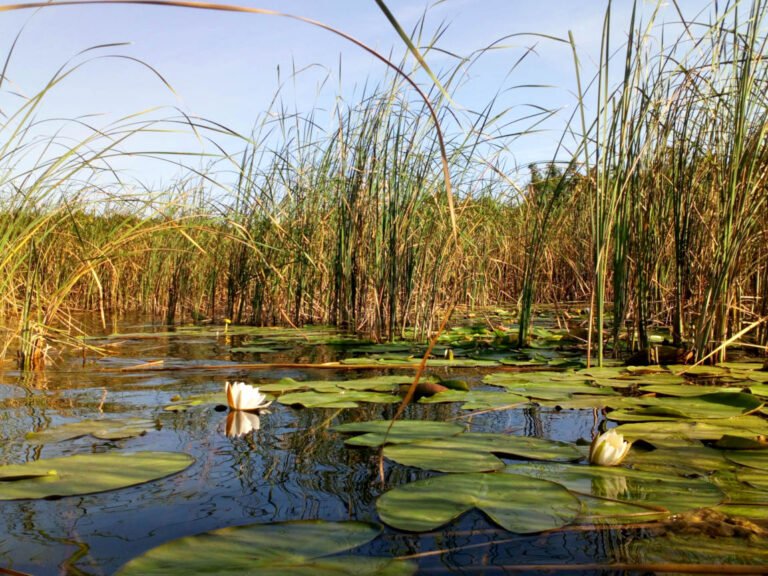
1,319,766,575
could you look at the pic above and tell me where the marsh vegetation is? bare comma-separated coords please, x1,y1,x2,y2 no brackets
2,1,768,574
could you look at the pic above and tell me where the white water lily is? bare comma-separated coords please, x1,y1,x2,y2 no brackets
225,381,272,411
589,429,632,466
225,411,260,438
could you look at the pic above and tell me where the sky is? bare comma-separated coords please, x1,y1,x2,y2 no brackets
0,0,715,190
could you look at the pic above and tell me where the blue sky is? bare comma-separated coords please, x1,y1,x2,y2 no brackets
0,0,712,189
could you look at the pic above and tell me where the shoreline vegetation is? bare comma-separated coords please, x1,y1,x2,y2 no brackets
1,0,767,369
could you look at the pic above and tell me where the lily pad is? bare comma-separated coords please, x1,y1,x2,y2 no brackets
260,375,425,394
333,420,465,447
116,520,414,576
484,373,617,400
715,503,768,520
505,462,723,516
607,392,764,422
615,416,768,444
229,346,276,353
736,469,768,491
376,472,580,533
277,390,398,408
26,418,157,443
341,357,500,368
418,390,529,410
639,384,745,397
383,433,582,473
725,450,768,471
538,396,643,411
163,392,225,412
628,527,768,565
0,452,194,500
627,442,730,476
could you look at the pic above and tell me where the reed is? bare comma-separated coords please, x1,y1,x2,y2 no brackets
1,0,767,369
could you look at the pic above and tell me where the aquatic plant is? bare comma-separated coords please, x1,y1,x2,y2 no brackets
589,429,632,467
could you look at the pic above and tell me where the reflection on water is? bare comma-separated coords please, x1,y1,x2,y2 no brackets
0,321,709,575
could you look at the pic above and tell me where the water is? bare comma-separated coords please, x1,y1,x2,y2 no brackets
0,321,761,575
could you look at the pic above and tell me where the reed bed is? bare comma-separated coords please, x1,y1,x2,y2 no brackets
1,0,767,368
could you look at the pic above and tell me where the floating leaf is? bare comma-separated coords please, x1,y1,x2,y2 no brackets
260,375,427,394
615,417,768,446
714,435,768,450
163,392,225,412
116,520,414,576
341,357,499,368
484,373,617,400
505,462,723,516
0,452,194,500
383,433,582,473
714,503,768,520
333,420,464,447
712,470,768,504
628,523,768,565
745,383,768,395
418,389,528,410
229,346,275,353
639,384,745,397
539,396,643,411
668,365,729,377
607,392,764,422
725,450,768,471
0,469,58,482
377,472,580,533
736,469,768,491
436,378,470,391
277,390,398,408
26,418,157,443
627,442,730,476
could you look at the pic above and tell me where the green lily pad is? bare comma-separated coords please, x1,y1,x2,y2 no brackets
418,390,529,410
607,392,764,422
116,520,414,576
668,364,729,376
229,346,276,353
341,357,500,368
639,384,746,397
714,503,768,520
333,420,465,447
628,528,768,565
505,462,723,516
539,396,644,411
725,450,768,471
277,390,398,408
376,472,580,533
615,417,768,446
627,442,730,476
26,418,157,443
383,433,582,473
260,375,426,394
736,469,768,491
163,392,225,412
714,435,768,449
746,383,768,395
0,452,194,500
713,470,768,503
484,373,617,400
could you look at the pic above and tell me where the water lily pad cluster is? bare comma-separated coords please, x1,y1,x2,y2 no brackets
116,520,415,575
333,406,768,535
0,452,194,500
26,417,157,443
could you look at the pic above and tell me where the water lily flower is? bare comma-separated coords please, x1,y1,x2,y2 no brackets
226,411,260,438
589,429,631,466
225,381,272,411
